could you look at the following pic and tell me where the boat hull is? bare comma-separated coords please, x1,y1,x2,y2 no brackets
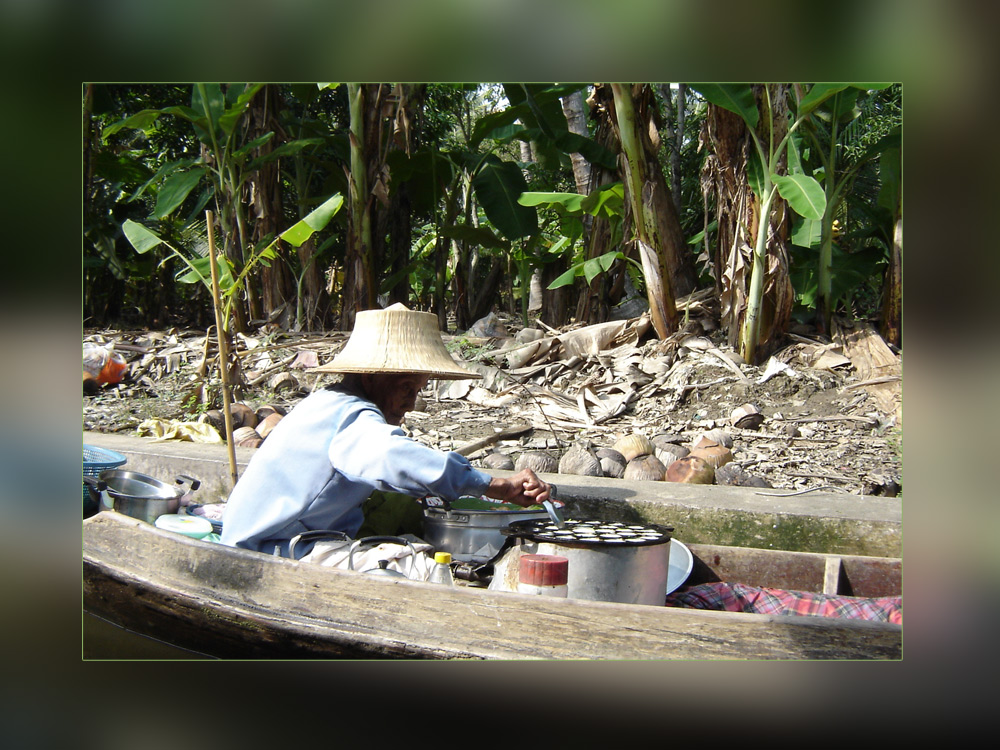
83,512,901,660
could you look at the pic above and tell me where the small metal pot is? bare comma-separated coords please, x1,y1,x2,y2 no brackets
288,530,351,561
83,470,200,524
348,535,418,579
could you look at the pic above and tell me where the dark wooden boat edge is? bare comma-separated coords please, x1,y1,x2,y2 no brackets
83,511,901,661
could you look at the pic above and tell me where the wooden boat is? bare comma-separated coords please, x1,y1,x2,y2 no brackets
83,510,901,660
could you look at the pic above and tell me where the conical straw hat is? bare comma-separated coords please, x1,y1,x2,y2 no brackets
313,303,481,380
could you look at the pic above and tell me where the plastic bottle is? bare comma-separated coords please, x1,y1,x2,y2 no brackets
428,551,455,586
83,343,128,387
518,554,569,597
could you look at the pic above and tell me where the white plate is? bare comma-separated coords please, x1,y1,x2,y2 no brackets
666,539,694,595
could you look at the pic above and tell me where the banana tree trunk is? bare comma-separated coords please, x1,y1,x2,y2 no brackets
701,87,794,365
880,212,902,348
561,89,593,197
83,84,95,221
574,85,619,325
658,83,687,217
741,187,777,363
611,83,678,339
816,110,842,337
385,84,423,308
343,83,375,329
248,85,295,328
817,216,834,337
433,182,461,328
636,85,697,298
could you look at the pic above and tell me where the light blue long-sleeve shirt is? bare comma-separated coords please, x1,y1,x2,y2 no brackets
220,384,492,557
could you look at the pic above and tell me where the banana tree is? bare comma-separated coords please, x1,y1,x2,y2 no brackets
337,83,376,326
386,141,539,326
104,85,263,330
793,84,897,333
691,83,832,363
378,84,613,327
103,83,328,333
876,135,902,348
468,83,620,324
334,83,437,328
470,83,618,176
519,182,630,293
610,83,680,339
121,193,344,335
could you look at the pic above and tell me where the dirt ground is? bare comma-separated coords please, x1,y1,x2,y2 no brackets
83,311,902,498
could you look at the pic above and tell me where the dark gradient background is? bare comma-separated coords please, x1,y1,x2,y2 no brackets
1,0,994,743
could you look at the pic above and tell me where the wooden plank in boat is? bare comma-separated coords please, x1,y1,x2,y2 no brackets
684,543,901,598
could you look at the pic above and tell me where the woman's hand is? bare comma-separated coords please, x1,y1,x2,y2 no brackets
486,469,551,507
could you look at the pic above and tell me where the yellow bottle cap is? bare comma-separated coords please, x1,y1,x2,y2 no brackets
434,551,452,565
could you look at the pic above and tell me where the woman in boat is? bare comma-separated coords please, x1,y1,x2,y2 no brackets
220,304,550,558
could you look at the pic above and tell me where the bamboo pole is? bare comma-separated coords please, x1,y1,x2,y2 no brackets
206,210,239,489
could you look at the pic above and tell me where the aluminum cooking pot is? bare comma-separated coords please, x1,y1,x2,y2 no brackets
83,470,200,524
422,503,564,564
500,518,674,606
288,530,351,561
348,535,418,579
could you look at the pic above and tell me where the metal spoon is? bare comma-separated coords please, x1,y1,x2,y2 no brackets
542,498,565,528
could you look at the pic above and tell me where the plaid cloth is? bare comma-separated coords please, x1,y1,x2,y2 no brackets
665,582,902,625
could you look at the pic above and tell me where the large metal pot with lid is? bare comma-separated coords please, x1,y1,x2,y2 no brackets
421,496,563,564
83,470,200,524
498,518,673,606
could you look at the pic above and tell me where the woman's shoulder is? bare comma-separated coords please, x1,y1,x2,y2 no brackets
311,384,386,423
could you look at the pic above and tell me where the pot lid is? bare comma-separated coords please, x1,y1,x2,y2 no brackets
504,518,673,548
424,496,565,514
99,469,182,499
154,514,213,539
365,559,408,578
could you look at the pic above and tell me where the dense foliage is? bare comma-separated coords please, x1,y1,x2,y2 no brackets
83,82,901,358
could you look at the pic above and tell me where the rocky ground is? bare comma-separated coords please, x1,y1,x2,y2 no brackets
83,308,902,499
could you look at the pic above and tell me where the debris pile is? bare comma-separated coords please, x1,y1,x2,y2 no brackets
82,303,902,497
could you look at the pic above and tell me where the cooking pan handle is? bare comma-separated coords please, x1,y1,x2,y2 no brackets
349,535,418,577
288,529,351,561
83,476,113,511
174,474,201,492
82,475,105,491
420,496,453,512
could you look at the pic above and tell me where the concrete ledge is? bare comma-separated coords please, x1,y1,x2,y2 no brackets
547,475,900,558
83,431,901,558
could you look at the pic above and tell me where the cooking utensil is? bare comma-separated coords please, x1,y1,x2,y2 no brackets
288,530,351,561
422,503,559,563
500,518,674,606
154,513,214,540
541,498,565,528
84,470,201,524
83,444,127,518
348,535,418,579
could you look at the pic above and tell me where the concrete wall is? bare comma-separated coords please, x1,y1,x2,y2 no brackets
84,431,901,558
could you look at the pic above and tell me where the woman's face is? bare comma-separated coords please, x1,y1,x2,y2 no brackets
362,373,430,425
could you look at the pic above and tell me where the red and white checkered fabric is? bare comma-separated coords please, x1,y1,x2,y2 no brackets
665,582,902,624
